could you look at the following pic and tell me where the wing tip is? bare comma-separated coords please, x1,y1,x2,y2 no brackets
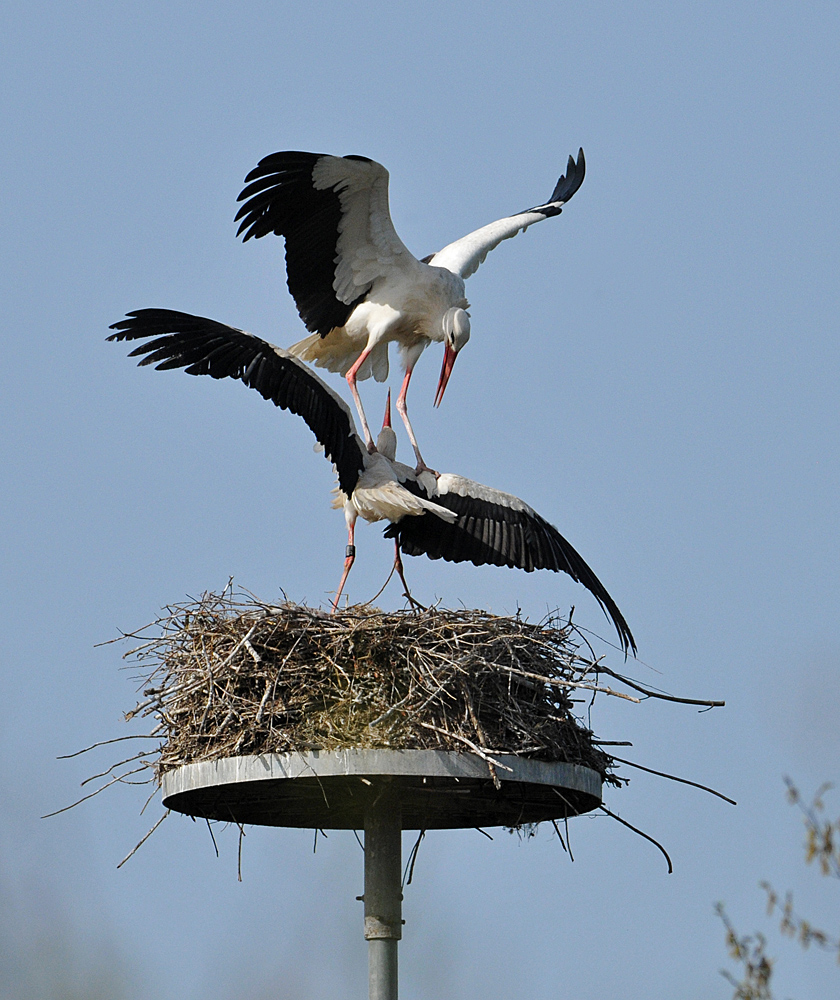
600,599,636,658
549,146,586,206
107,309,145,340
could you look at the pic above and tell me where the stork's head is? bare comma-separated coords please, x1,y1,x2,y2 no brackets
375,389,398,461
434,307,470,408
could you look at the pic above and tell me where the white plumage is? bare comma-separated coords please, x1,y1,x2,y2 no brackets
333,436,453,527
235,148,585,472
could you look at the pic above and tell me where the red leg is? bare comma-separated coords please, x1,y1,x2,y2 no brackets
346,349,376,453
393,539,425,609
332,521,356,612
396,367,437,476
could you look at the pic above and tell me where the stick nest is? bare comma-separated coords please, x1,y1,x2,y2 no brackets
124,591,625,786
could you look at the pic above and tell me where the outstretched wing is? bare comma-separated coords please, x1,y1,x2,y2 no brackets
108,309,367,496
235,152,422,337
385,471,635,655
427,149,585,279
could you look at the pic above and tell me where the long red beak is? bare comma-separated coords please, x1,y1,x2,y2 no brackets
434,344,457,408
383,389,392,428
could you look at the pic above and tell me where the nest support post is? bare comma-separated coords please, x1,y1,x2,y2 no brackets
364,783,402,1000
161,751,604,998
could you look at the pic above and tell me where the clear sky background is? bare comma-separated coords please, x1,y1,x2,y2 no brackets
2,3,838,998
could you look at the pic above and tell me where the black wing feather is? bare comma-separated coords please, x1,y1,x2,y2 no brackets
108,308,366,496
524,148,586,219
385,483,635,655
234,152,369,337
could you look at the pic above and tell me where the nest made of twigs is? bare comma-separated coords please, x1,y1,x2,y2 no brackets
119,590,633,786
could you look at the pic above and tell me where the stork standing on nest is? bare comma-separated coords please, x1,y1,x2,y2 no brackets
330,391,453,609
234,148,585,473
108,308,635,654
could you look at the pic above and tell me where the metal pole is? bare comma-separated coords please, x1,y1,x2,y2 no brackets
364,784,402,1000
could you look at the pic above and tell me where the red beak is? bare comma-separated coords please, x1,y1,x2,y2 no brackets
434,344,457,408
383,389,392,428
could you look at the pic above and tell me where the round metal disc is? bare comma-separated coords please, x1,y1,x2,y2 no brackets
160,749,602,830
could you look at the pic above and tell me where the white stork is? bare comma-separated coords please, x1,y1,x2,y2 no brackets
108,309,635,654
234,148,585,474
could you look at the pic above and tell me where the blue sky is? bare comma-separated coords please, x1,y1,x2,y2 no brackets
2,3,838,997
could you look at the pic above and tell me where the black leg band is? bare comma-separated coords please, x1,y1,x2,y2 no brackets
346,544,356,558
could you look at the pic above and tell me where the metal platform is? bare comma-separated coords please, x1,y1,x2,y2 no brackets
160,748,602,830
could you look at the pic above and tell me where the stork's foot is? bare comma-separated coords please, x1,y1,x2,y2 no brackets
414,461,439,479
402,588,427,611
367,441,378,455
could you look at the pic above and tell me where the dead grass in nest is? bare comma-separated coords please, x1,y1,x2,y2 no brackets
119,590,629,786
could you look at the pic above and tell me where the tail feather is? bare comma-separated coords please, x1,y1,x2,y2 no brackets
288,331,389,381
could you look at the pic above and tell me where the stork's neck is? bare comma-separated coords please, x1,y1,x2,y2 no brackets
375,425,398,461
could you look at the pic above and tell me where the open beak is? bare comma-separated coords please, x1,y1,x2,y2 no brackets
434,344,457,408
383,389,392,428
